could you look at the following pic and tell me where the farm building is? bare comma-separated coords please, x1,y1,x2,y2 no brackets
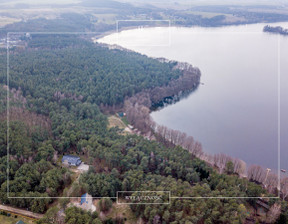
62,155,82,166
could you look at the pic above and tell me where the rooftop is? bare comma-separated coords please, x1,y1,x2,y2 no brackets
62,155,81,165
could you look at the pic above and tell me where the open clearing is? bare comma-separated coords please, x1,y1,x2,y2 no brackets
108,115,133,134
108,115,127,129
93,200,138,224
0,213,35,224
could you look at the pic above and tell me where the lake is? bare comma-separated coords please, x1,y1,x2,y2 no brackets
98,22,288,171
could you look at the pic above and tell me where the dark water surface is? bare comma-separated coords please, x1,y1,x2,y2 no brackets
98,23,288,171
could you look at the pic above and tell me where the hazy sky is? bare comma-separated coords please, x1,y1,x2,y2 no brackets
0,0,81,5
1,0,288,6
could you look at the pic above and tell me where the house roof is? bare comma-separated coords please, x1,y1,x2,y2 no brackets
256,199,270,210
16,221,26,224
81,193,88,205
62,155,81,164
118,112,124,117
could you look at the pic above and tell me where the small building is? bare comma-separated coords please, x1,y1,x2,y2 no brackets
80,193,95,212
16,221,26,224
81,193,91,205
117,112,126,117
256,199,270,216
62,155,82,166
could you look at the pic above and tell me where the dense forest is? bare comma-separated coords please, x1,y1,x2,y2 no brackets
5,35,182,107
0,35,287,223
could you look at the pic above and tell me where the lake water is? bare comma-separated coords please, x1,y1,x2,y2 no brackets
98,23,288,171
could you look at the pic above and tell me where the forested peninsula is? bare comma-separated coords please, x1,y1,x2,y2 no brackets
263,25,288,36
0,34,287,224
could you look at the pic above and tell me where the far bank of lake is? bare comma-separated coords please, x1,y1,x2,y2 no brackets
98,22,288,171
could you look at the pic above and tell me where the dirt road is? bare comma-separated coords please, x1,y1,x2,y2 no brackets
0,204,43,220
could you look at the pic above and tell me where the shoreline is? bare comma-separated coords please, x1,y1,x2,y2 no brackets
96,38,284,194
95,23,288,169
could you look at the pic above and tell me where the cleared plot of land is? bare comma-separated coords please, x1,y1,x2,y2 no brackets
77,163,89,172
108,115,133,134
93,200,138,224
108,115,127,129
106,203,138,223
0,214,34,224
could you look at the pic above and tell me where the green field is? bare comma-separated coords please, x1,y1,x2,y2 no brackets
0,214,34,224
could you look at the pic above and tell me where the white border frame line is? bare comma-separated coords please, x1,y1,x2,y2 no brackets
6,32,106,200
277,35,281,198
6,31,10,200
6,30,281,199
117,191,171,205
